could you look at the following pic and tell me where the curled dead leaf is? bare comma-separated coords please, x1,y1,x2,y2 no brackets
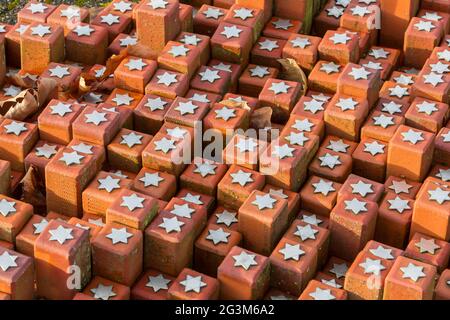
0,77,57,121
5,71,37,88
219,99,251,112
250,107,273,129
20,165,47,214
277,58,308,95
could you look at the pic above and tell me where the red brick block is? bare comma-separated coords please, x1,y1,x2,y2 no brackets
329,196,378,261
383,256,437,300
35,220,91,300
217,246,270,300
375,192,414,249
168,268,219,300
92,223,143,286
386,125,435,181
0,247,34,300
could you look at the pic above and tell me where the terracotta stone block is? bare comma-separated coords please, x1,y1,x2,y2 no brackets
318,30,360,64
361,110,405,143
164,97,209,128
282,34,321,73
179,158,227,196
66,23,108,65
157,41,201,79
107,33,138,56
434,127,450,166
337,63,382,108
352,139,388,183
238,64,278,97
194,225,242,277
67,139,106,172
0,119,38,172
40,62,81,94
384,175,422,199
176,189,216,215
270,237,318,296
82,276,130,300
411,179,450,241
82,171,132,217
131,269,174,300
203,103,250,142
67,217,102,242
0,247,34,300
237,0,273,23
375,193,414,249
404,17,443,69
208,59,243,92
72,106,121,146
379,81,412,104
107,128,152,173
434,269,450,300
114,56,157,94
168,268,219,300
320,134,358,156
324,94,369,141
5,23,30,68
133,94,172,135
0,195,32,245
404,232,450,272
49,5,91,35
211,22,253,64
38,99,83,145
308,147,353,183
299,279,347,300
108,0,137,18
259,78,302,123
20,23,64,74
224,4,264,42
145,69,189,99
106,189,158,231
175,32,211,65
344,240,403,300
179,3,194,33
35,220,91,300
308,60,344,94
284,219,331,269
91,222,143,286
18,1,57,24
217,246,270,300
91,10,132,43
263,16,302,40
163,197,208,238
0,159,10,195
217,164,265,210
329,196,378,261
24,140,62,182
250,36,286,69
185,89,222,105
144,211,196,276
386,125,435,182
132,167,177,201
135,0,180,53
193,5,228,37
322,256,351,285
259,139,309,191
300,175,342,217
141,122,194,176
207,206,239,232
374,97,410,117
383,256,437,300
45,148,97,216
405,97,449,133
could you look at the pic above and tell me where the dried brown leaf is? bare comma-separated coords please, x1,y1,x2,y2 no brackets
277,58,308,95
219,99,251,112
1,89,38,120
20,165,47,213
250,107,273,129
